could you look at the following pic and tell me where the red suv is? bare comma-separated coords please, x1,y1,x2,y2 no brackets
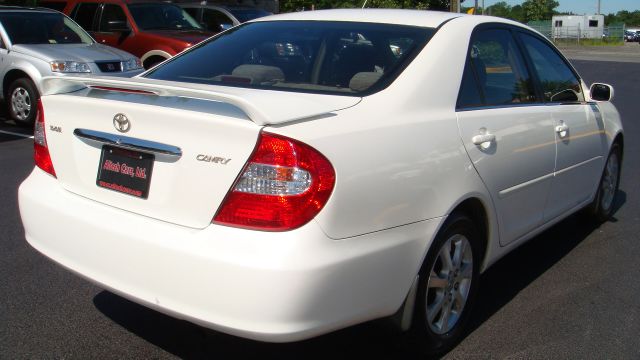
60,0,215,68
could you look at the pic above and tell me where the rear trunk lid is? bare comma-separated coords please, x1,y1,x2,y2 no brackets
40,77,359,228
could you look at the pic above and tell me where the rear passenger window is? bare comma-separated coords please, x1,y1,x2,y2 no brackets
457,59,483,109
99,4,128,32
519,33,584,103
202,9,234,32
470,29,536,105
183,7,199,20
72,3,98,30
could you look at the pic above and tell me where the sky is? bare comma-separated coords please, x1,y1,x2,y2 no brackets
479,0,639,15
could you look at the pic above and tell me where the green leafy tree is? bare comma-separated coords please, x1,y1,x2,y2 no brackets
510,5,525,22
522,0,559,22
605,10,640,26
487,1,511,18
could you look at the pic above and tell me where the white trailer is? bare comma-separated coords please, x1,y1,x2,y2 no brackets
552,14,605,39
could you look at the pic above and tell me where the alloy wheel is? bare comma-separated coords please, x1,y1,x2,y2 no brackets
11,86,31,121
425,234,473,334
600,151,619,213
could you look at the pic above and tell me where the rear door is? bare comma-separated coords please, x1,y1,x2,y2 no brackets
517,31,606,220
456,26,556,245
94,3,132,49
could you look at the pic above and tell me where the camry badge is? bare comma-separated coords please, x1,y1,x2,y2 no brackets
113,113,131,133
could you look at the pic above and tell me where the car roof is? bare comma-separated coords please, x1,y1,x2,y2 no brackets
0,6,59,13
253,9,523,29
254,9,462,28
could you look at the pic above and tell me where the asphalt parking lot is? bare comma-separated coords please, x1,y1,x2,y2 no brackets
1,59,639,359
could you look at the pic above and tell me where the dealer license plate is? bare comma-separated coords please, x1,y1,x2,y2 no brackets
96,146,154,199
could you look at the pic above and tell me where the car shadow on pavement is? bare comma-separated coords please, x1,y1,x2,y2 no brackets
0,113,33,142
93,291,414,359
464,190,627,337
93,191,626,360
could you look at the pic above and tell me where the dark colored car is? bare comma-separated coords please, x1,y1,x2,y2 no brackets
624,29,639,42
58,0,215,68
176,2,271,33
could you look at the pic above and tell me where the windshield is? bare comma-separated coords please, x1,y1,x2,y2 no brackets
146,21,434,95
228,9,271,23
128,3,202,31
0,12,93,45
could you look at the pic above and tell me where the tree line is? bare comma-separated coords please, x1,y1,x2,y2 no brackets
280,0,560,19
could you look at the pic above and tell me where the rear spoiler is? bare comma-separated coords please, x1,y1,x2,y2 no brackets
41,76,361,126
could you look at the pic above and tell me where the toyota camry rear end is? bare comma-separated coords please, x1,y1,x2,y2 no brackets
18,10,454,342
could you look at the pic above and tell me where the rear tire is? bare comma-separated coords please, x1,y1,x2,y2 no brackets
402,212,481,356
588,143,622,222
7,77,39,127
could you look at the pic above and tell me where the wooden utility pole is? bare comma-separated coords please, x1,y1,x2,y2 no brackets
450,0,460,12
597,0,601,14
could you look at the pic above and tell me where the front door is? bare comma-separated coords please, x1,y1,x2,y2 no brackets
517,32,607,220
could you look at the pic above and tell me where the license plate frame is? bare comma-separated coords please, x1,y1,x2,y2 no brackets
96,145,154,199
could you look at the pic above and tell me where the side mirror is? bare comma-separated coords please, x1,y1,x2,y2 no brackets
590,83,614,102
106,20,131,33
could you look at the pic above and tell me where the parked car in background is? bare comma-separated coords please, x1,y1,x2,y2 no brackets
0,6,142,126
174,1,271,32
624,30,638,42
60,0,215,69
19,9,623,355
39,0,67,11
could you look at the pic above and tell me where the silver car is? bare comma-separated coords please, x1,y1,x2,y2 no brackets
0,7,143,126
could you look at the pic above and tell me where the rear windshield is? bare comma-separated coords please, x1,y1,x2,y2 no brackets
0,12,93,45
145,21,434,95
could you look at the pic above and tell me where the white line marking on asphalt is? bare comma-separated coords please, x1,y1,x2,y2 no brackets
0,129,33,139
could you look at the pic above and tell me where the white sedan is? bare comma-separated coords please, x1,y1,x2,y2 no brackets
19,9,623,354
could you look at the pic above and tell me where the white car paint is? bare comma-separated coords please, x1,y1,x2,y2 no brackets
19,9,623,343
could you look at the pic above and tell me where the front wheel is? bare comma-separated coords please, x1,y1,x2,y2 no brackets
7,78,39,126
588,143,622,222
402,213,481,355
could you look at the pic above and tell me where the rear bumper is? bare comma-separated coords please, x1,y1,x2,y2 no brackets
19,168,441,342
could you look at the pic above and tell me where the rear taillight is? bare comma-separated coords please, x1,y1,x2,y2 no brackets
34,99,56,177
214,132,335,231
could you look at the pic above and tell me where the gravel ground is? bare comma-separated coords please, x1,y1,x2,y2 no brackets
558,41,640,63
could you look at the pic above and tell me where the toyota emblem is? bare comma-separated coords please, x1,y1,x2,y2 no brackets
113,113,131,133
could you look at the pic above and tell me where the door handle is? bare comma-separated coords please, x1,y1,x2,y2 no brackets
472,133,496,146
556,121,569,138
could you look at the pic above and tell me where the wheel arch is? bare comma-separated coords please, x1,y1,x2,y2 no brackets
613,132,624,161
141,50,172,69
3,68,39,100
447,197,492,272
